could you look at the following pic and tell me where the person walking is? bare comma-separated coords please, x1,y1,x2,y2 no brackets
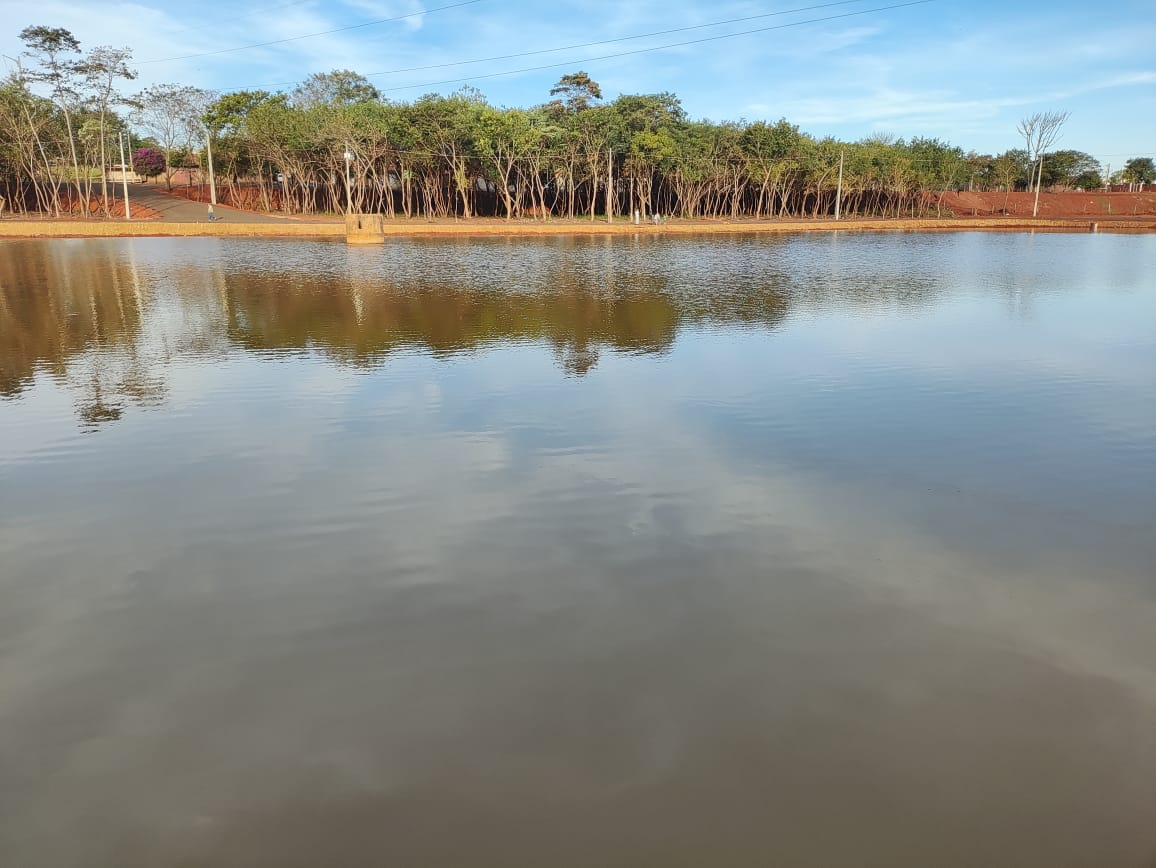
207,202,216,222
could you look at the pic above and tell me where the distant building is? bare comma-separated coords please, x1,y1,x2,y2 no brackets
106,164,141,183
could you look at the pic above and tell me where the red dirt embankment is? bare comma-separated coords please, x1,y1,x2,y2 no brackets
170,184,284,213
941,190,1156,220
5,194,160,221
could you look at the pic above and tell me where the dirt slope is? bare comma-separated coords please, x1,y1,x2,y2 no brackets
941,190,1156,220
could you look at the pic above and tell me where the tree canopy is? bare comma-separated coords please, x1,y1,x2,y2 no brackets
1123,157,1154,185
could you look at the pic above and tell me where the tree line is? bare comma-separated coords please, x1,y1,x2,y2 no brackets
2,26,1154,219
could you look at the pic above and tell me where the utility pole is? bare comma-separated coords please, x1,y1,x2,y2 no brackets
606,147,613,223
205,132,218,220
834,150,844,221
117,130,131,220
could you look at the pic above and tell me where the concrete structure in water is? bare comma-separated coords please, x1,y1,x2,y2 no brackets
345,213,385,244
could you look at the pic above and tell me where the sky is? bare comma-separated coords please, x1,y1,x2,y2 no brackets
0,0,1152,164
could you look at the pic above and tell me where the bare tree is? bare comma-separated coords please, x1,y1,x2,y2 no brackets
132,84,212,190
79,46,135,216
1017,110,1070,217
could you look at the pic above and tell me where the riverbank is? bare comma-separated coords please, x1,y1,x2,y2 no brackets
1,215,1153,239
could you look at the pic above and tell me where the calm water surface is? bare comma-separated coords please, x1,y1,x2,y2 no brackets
1,233,1155,868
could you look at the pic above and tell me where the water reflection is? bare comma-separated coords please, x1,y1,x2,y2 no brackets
219,273,691,373
4,237,801,425
5,234,1014,433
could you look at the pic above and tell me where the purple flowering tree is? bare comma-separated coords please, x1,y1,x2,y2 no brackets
132,147,166,182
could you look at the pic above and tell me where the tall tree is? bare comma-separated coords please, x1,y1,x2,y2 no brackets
548,71,602,114
476,105,538,219
203,90,277,205
412,88,484,218
613,93,685,218
1122,156,1153,189
78,45,135,215
1017,110,1069,216
292,70,380,108
19,26,84,212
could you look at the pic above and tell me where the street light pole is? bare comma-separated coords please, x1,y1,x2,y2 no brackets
205,131,218,221
117,130,131,220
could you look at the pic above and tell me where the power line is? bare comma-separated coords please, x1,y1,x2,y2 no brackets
373,1,935,94
237,0,877,90
139,0,486,64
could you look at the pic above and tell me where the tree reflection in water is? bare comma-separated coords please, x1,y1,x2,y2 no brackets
2,238,806,428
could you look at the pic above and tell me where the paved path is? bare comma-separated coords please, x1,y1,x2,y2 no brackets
127,184,314,224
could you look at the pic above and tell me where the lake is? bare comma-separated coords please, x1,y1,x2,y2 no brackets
1,232,1154,868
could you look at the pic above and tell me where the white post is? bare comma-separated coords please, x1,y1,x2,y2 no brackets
117,130,131,220
835,150,844,221
606,148,613,224
1032,155,1043,218
205,132,218,220
344,147,353,216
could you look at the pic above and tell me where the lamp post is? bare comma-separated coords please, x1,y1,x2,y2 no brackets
117,130,131,220
343,148,354,216
205,131,218,221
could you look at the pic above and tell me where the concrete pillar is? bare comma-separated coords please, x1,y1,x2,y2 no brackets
345,213,385,244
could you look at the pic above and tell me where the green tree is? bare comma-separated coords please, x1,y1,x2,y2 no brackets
412,88,485,217
613,93,685,218
203,90,275,136
1122,157,1154,188
475,105,538,219
201,90,280,208
0,70,70,215
245,99,319,212
1039,150,1101,189
291,70,380,108
548,71,602,114
742,119,801,218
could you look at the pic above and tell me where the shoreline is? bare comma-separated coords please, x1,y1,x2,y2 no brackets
0,215,1152,239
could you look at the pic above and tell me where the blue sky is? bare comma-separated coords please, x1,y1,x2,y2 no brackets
0,0,1152,163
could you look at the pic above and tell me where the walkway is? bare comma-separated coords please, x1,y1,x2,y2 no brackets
126,184,307,224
